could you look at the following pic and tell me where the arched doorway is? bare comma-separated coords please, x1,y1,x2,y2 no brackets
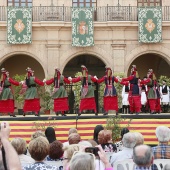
63,54,106,114
127,53,170,79
1,54,45,79
63,54,106,77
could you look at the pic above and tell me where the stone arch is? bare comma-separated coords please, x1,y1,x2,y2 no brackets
0,51,47,77
60,46,112,72
125,44,170,74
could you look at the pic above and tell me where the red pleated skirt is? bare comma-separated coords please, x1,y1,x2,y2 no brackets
104,96,118,112
54,97,69,112
79,97,96,113
0,99,14,113
23,98,40,112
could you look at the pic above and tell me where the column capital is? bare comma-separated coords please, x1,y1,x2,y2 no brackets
111,44,126,49
45,44,61,49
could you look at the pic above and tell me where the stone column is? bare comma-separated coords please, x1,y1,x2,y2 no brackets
111,44,126,73
45,44,61,77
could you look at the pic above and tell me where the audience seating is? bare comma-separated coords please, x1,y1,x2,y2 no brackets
153,159,170,170
113,159,135,170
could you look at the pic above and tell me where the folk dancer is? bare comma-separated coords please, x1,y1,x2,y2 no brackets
140,77,148,113
97,66,119,115
140,69,157,114
160,80,169,113
0,68,20,117
21,67,44,116
121,65,141,115
45,68,71,116
120,81,130,114
155,80,162,114
70,65,98,116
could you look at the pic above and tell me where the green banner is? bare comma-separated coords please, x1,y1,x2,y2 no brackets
138,7,162,43
7,7,32,44
72,8,94,47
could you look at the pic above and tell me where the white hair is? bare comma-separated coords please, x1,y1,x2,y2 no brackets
69,152,95,170
155,126,170,142
122,132,136,148
78,141,92,147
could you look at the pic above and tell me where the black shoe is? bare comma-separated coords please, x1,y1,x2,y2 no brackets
62,114,67,116
116,112,118,116
23,113,26,116
103,112,108,115
78,113,81,116
55,112,59,116
10,114,16,117
95,113,98,116
129,112,133,114
150,112,155,114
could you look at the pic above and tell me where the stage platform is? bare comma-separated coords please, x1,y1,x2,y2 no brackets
1,113,170,146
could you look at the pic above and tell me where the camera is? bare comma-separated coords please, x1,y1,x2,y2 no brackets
85,147,99,156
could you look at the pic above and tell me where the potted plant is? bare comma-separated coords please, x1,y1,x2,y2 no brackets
72,72,82,113
13,74,26,115
39,84,53,114
105,115,132,143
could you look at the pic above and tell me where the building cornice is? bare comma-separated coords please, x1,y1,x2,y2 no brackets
111,44,126,49
45,44,61,49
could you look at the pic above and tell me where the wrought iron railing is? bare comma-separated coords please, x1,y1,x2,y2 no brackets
0,6,170,22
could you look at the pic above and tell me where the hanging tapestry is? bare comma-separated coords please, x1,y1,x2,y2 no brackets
7,7,32,44
138,7,162,43
72,8,94,47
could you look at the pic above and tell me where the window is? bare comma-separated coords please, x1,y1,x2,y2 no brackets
72,0,97,7
7,0,32,7
137,0,162,6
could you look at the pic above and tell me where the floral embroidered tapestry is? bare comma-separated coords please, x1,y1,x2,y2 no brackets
138,7,162,43
7,7,32,44
72,8,94,47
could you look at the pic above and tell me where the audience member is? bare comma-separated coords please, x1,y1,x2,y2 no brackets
63,128,78,147
30,130,45,140
63,144,82,170
68,133,81,145
93,125,104,144
152,126,170,159
23,136,58,170
87,139,98,147
68,145,113,170
98,130,117,153
45,127,57,143
110,132,136,166
134,132,144,146
79,140,92,147
133,144,153,170
115,127,129,152
0,121,22,170
45,140,64,161
11,138,34,166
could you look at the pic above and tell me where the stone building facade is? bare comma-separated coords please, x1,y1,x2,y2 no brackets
0,0,169,80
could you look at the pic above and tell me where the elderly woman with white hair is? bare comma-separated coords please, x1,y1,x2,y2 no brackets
68,145,113,170
152,126,170,159
11,138,34,167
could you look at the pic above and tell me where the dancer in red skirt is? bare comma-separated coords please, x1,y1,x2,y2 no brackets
140,69,157,114
22,67,44,116
97,66,119,115
45,68,71,116
0,68,20,117
71,65,98,116
121,65,141,115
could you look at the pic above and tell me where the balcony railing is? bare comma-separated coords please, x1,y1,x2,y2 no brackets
0,6,170,22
